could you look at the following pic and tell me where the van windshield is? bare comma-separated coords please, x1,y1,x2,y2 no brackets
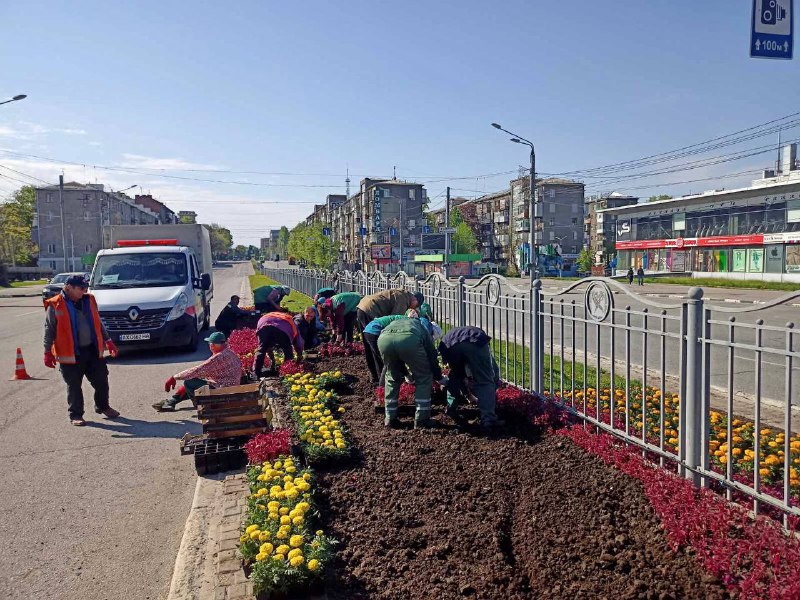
91,253,188,289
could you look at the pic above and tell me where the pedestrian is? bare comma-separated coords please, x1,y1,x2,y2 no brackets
214,294,255,338
294,307,321,350
155,332,242,411
322,292,362,344
438,326,504,432
627,267,634,284
253,284,290,313
43,274,120,426
377,318,446,429
362,314,407,385
356,289,423,385
637,266,645,286
254,311,304,377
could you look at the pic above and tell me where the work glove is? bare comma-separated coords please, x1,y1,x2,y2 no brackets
164,376,177,392
44,351,57,369
105,340,119,358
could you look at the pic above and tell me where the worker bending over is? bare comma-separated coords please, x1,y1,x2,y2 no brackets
438,326,504,431
214,294,255,338
378,318,445,429
294,307,321,350
155,331,242,411
323,291,362,343
356,289,423,385
362,314,407,385
254,311,304,377
253,284,291,313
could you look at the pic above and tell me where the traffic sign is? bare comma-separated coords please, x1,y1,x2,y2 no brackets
422,225,432,234
360,227,367,236
751,0,793,59
439,227,457,234
389,227,397,236
322,227,331,236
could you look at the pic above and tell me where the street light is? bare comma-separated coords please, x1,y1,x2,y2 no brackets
491,122,537,285
0,94,27,106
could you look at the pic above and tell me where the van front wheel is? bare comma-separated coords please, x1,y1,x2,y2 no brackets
201,303,211,331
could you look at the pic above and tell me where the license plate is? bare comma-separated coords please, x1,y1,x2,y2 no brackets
119,333,151,341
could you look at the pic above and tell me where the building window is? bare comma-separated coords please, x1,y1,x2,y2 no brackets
572,203,579,214
47,211,53,222
549,218,555,226
549,189,555,199
549,231,555,241
46,193,52,203
84,211,91,221
85,244,92,253
572,218,578,225
573,231,578,241
408,189,416,200
51,261,56,270
47,243,56,254
549,202,556,214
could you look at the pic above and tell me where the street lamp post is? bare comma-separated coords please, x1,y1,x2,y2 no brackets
491,122,537,286
0,94,27,106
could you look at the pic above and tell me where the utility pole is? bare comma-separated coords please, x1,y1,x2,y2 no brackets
530,146,538,284
398,195,404,274
59,174,67,273
443,186,451,279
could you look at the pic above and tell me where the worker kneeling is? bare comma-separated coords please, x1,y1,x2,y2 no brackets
378,318,445,429
438,326,504,431
155,331,242,412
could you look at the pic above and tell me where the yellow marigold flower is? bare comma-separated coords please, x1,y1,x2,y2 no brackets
293,516,304,526
290,555,304,567
288,548,302,559
276,544,290,555
245,524,260,534
289,535,304,548
308,559,320,571
239,534,248,543
260,543,274,554
279,507,290,515
249,530,261,540
273,553,285,562
280,515,291,525
276,530,288,539
759,468,770,477
255,552,267,562
259,531,270,542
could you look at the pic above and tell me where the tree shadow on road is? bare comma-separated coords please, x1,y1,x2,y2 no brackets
86,416,201,439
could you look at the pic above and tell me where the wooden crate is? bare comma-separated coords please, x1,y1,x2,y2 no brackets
194,381,272,439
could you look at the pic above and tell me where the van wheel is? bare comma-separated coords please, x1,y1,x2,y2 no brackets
201,303,211,331
184,328,199,353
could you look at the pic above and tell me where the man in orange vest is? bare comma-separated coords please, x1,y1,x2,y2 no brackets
254,311,304,377
43,274,120,426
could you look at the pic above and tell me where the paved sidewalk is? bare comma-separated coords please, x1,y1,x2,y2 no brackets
0,286,41,298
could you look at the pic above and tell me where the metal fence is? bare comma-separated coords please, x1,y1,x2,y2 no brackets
263,267,800,523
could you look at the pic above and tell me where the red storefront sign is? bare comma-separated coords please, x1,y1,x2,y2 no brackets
617,234,764,250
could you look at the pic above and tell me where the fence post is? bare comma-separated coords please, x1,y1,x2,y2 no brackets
531,279,542,394
684,287,704,486
457,276,466,326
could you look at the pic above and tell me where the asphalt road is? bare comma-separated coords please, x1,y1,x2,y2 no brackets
424,277,800,412
0,261,253,600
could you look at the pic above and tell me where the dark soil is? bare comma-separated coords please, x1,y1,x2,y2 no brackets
303,356,731,600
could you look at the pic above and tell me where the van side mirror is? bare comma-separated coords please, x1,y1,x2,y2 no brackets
201,273,211,290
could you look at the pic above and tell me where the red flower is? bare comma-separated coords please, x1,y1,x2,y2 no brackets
244,429,291,464
278,360,310,376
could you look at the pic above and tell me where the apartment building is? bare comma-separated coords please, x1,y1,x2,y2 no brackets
584,192,639,264
33,182,163,272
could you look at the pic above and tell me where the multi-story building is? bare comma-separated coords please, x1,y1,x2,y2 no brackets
601,144,800,281
33,182,163,272
134,194,178,225
584,192,639,264
261,229,282,260
509,176,586,274
309,179,426,272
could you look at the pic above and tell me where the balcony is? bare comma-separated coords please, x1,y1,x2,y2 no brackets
494,214,509,224
515,219,530,232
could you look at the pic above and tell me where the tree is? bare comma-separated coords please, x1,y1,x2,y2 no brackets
205,223,233,259
288,222,336,268
0,185,37,267
576,248,593,273
277,226,290,259
233,244,248,258
648,194,672,203
448,206,478,255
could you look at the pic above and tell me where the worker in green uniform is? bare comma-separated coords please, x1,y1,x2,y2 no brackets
322,291,362,343
253,285,290,313
377,318,445,429
438,326,504,431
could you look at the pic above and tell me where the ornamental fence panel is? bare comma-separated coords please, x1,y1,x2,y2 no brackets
262,267,800,523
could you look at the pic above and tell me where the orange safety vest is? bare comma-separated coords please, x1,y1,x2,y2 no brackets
44,293,105,364
265,311,300,340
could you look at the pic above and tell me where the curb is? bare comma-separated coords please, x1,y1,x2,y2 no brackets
0,291,42,298
633,292,800,307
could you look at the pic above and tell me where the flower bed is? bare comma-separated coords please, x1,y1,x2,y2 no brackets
317,342,364,358
244,429,292,465
558,385,800,499
239,454,334,596
228,328,258,374
283,370,350,463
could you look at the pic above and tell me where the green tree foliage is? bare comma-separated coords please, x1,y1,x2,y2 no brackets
277,226,290,258
576,248,593,273
647,194,672,202
234,244,248,258
448,207,478,254
287,222,336,268
0,185,37,266
205,223,233,258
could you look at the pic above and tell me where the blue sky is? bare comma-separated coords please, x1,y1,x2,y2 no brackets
1,0,798,245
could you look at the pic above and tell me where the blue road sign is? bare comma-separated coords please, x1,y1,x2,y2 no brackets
360,227,367,236
389,227,397,236
751,0,793,59
422,225,432,234
322,227,331,236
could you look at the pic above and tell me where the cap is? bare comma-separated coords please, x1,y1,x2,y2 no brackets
65,274,89,288
281,286,291,295
413,292,424,305
204,331,227,344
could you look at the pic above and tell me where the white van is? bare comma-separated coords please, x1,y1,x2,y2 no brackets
90,241,212,351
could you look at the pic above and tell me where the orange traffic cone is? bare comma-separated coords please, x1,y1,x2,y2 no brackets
12,348,31,380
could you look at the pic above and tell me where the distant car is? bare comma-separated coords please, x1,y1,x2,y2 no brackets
42,272,90,300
